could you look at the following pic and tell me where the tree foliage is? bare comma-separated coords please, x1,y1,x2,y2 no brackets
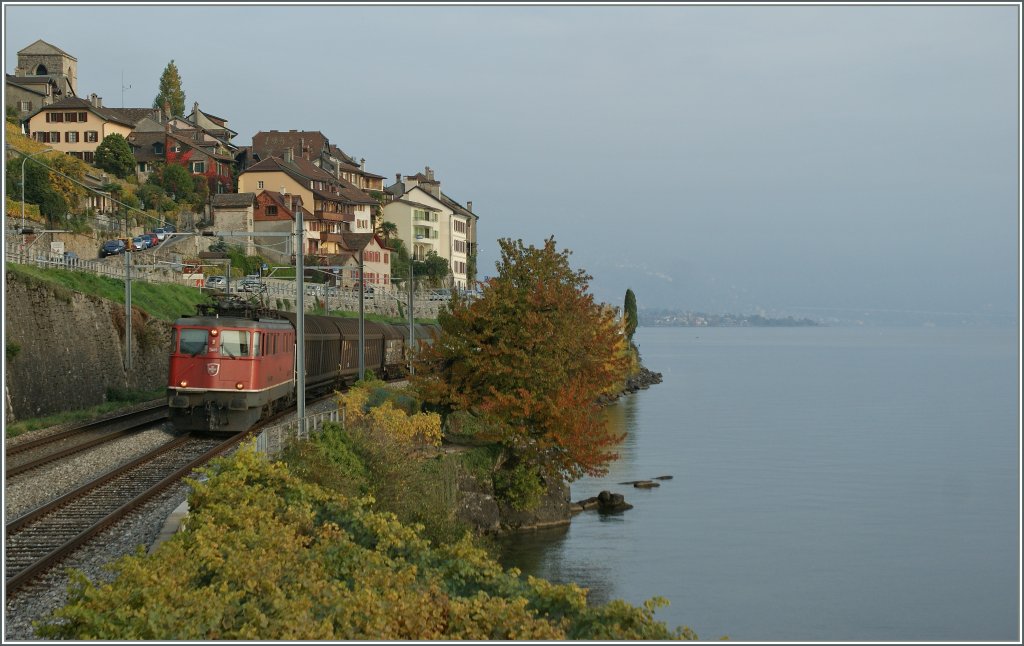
412,237,630,483
37,447,694,640
624,288,638,342
45,152,88,211
153,60,186,117
147,162,195,204
94,133,135,179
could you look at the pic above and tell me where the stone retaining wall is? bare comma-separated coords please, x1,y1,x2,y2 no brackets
4,272,171,421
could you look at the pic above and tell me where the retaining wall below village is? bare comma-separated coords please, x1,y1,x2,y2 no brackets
4,272,171,422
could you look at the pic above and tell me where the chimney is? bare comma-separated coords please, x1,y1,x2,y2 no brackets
300,137,305,159
284,148,294,163
193,101,199,117
425,166,434,182
360,158,365,171
467,201,473,212
90,93,102,107
163,100,170,121
395,173,401,184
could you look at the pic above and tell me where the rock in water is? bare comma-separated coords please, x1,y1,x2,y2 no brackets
597,490,633,513
633,480,660,488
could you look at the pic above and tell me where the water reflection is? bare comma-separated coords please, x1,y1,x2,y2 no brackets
494,397,642,608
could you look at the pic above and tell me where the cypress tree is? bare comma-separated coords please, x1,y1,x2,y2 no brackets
624,288,638,342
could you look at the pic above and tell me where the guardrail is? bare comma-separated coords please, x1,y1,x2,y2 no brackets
253,409,342,457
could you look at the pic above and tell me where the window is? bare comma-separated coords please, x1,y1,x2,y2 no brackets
265,205,278,216
190,161,205,173
65,112,78,122
70,152,84,160
46,112,63,123
138,162,151,173
257,180,264,189
253,332,261,357
173,145,181,153
152,142,163,154
85,131,98,143
454,220,467,233
49,131,60,142
18,101,32,113
65,131,79,143
219,330,250,357
179,328,208,355
84,151,95,163
78,112,87,121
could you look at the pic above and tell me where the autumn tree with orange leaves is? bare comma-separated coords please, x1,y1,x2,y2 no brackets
413,237,630,506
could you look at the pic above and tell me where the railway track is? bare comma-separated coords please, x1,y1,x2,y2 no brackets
4,431,249,597
5,403,170,478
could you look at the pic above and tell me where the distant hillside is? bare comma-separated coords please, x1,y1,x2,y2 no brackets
639,309,821,327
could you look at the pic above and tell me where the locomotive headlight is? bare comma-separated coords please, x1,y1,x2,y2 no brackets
179,380,188,387
236,382,244,390
210,329,219,337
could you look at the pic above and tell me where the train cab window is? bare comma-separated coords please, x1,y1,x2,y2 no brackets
220,330,251,357
253,332,261,357
179,329,209,356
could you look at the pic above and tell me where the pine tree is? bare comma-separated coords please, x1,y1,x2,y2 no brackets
153,60,186,117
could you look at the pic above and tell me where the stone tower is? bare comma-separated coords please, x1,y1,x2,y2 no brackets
13,39,77,97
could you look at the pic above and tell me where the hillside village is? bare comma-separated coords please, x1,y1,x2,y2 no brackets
5,39,479,292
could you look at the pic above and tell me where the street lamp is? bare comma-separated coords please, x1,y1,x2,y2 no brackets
19,147,54,231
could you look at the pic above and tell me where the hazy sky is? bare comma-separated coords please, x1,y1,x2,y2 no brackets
4,3,1020,320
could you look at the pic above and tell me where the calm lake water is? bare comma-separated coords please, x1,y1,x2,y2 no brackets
498,325,1020,642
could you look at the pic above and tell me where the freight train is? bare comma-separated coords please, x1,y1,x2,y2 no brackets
166,295,439,432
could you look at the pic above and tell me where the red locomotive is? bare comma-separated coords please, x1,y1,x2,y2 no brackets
166,296,437,433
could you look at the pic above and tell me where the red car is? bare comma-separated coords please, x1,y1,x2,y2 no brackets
144,232,160,247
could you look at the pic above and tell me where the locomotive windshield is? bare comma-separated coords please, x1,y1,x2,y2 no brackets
178,329,209,356
220,330,251,357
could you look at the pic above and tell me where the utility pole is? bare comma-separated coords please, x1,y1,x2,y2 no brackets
409,260,414,376
124,250,132,373
295,206,305,424
358,252,365,381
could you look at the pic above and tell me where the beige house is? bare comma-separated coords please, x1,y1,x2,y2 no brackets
237,151,378,237
25,94,156,162
383,167,478,290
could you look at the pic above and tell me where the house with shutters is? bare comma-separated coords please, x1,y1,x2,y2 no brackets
237,150,378,239
24,94,157,163
383,166,478,290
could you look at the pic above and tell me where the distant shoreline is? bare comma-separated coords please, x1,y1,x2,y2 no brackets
639,312,821,327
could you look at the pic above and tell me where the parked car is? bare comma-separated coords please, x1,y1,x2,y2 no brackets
154,228,167,241
205,275,227,289
428,289,450,301
144,232,160,247
162,223,176,233
239,276,266,293
63,251,79,262
132,235,150,250
99,239,125,257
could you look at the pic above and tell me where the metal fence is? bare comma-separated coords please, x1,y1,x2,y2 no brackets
253,408,343,458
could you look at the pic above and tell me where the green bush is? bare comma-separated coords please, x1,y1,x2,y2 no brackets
493,460,546,512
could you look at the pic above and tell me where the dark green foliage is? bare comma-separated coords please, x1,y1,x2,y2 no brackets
94,134,135,179
6,340,21,362
39,189,67,225
624,288,638,342
152,60,186,117
5,153,49,204
148,163,194,202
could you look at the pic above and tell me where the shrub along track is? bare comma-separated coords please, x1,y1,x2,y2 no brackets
5,403,170,477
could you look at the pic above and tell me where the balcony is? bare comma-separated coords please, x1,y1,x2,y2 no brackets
319,231,345,244
314,210,351,223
